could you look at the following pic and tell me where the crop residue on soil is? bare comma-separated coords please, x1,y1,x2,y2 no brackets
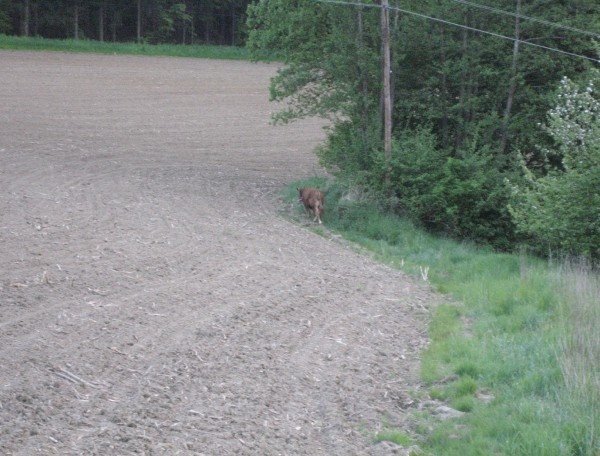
0,51,434,455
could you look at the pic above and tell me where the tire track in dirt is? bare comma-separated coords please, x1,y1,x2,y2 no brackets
0,51,435,455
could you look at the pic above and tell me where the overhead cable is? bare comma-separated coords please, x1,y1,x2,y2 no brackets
313,0,600,64
449,0,600,40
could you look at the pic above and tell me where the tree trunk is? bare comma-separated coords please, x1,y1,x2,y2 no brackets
182,0,187,45
74,4,79,39
500,0,522,155
190,10,194,44
21,0,30,37
231,7,236,46
99,4,104,42
456,15,469,150
137,0,142,43
381,0,392,164
32,2,38,36
220,7,226,44
357,2,369,147
111,9,117,42
390,9,399,110
204,7,210,44
439,24,449,149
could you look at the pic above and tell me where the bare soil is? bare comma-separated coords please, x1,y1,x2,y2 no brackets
0,51,434,455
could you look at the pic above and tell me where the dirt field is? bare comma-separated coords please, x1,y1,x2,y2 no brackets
0,51,434,455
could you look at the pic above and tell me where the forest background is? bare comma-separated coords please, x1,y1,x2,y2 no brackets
0,0,249,45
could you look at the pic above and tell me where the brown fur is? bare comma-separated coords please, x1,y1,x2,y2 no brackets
298,187,325,224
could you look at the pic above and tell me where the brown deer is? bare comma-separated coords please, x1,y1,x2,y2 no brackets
298,187,325,224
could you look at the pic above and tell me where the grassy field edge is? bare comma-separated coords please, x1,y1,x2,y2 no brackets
0,34,254,60
284,177,599,456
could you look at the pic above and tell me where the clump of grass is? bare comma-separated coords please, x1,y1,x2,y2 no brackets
454,362,479,378
451,395,475,413
452,376,478,397
374,429,413,446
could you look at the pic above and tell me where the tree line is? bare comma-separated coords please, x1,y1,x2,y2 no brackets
0,0,251,45
247,0,600,259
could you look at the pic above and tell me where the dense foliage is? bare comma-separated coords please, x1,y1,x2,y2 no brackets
248,0,600,257
510,73,600,258
1,0,251,45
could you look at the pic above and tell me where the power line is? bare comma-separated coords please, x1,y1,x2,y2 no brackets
313,0,600,64
391,3,600,64
448,0,600,40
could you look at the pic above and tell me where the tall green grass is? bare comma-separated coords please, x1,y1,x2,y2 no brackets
0,34,253,60
555,261,600,454
285,177,600,455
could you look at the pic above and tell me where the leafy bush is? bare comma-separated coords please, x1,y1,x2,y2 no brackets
317,117,382,178
510,73,600,260
368,129,516,249
318,125,517,249
430,153,515,249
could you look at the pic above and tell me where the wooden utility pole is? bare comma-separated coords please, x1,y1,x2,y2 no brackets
381,0,392,163
99,4,104,42
500,0,522,154
21,0,30,36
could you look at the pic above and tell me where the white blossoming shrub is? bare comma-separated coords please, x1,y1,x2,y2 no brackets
510,71,600,259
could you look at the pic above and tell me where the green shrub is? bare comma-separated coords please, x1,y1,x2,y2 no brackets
510,73,600,260
335,127,519,250
316,117,381,177
430,153,516,250
389,145,516,249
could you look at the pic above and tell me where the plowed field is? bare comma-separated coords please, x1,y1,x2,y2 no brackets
0,51,433,455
